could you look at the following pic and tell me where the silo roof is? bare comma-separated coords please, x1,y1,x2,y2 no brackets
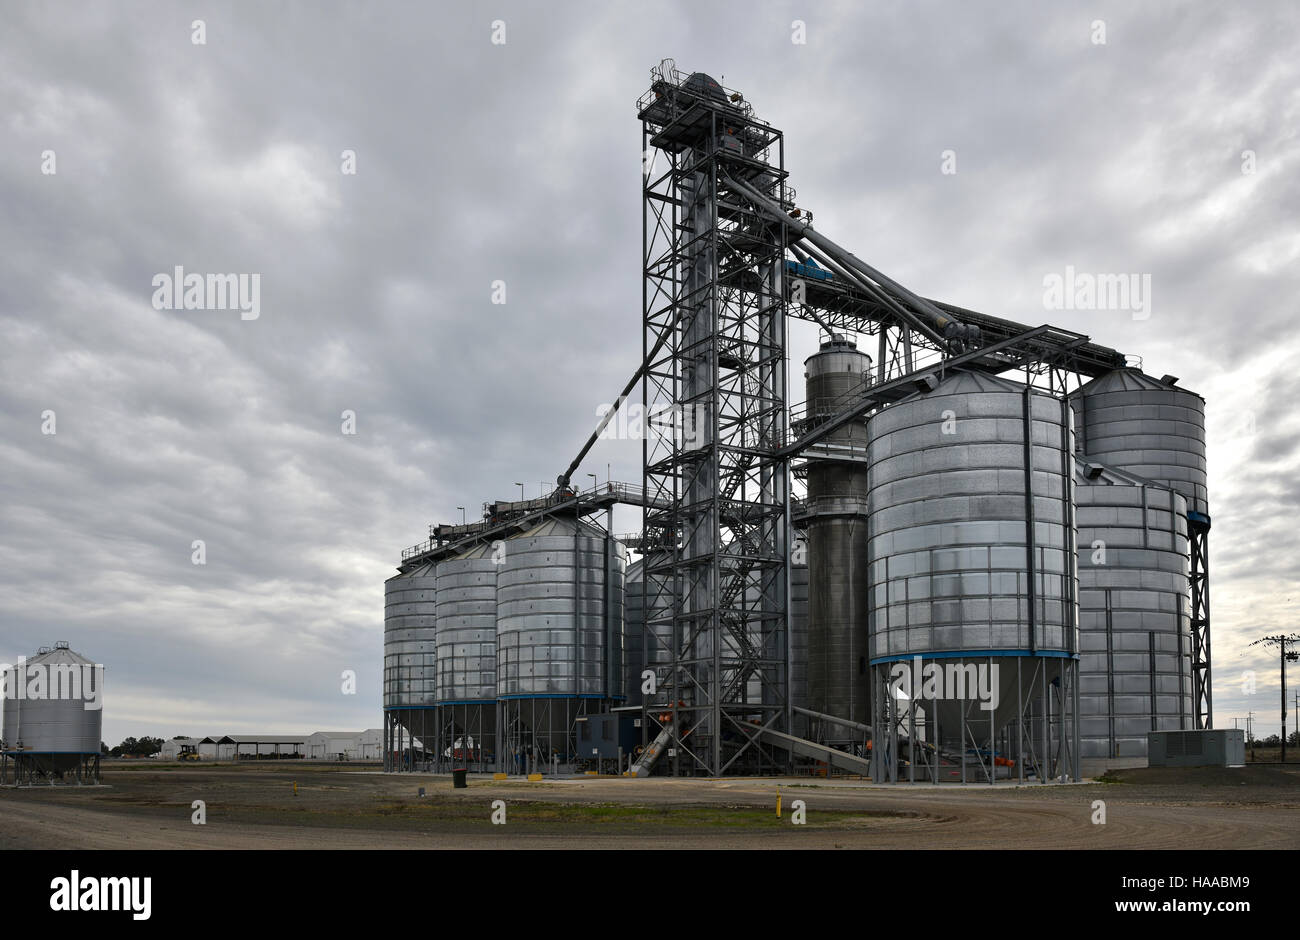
1074,367,1204,401
387,561,436,582
22,646,97,668
891,368,1035,405
516,516,606,539
454,541,497,560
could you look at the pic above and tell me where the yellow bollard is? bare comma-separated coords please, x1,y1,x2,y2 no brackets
293,781,298,797
776,787,781,818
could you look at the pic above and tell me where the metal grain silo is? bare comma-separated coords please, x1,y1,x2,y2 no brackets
866,370,1080,781
803,335,871,729
1075,463,1193,760
627,545,675,706
436,544,498,703
1070,369,1207,516
383,562,437,770
1,642,103,784
496,516,625,770
434,543,498,768
497,517,626,696
624,555,648,706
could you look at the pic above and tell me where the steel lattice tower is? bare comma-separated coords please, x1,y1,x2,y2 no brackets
639,65,792,775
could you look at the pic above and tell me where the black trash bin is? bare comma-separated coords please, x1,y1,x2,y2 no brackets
452,767,468,789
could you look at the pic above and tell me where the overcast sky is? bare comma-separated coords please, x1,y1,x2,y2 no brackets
2,1,1297,744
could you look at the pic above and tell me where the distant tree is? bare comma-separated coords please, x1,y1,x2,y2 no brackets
112,736,138,757
1262,734,1282,748
110,736,163,757
171,735,189,741
100,741,110,755
137,736,164,757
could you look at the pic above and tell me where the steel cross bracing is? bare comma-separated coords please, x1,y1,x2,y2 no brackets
640,70,792,776
869,656,1081,785
1189,517,1212,728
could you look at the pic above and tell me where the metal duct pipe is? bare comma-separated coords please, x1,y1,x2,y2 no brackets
724,172,978,349
793,238,944,346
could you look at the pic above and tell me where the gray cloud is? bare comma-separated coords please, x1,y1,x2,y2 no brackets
1,0,1297,742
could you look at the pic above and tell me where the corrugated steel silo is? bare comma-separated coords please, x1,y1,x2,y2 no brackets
803,335,871,727
866,370,1078,747
496,516,627,699
435,543,498,703
1075,463,1193,759
383,562,437,766
496,516,626,766
1071,367,1211,734
1,642,103,781
627,546,676,707
624,555,647,705
1070,369,1208,516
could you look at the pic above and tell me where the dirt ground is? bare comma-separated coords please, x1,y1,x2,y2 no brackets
1,761,1296,849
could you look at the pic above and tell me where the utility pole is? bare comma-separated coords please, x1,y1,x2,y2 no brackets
1248,633,1299,764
